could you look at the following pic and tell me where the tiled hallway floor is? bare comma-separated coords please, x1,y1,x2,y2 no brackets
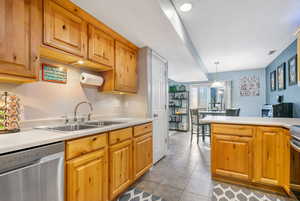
132,132,296,201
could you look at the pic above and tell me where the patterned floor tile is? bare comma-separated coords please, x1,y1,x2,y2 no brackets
120,132,296,201
117,188,165,201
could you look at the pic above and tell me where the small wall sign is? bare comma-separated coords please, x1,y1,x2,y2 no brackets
42,63,67,84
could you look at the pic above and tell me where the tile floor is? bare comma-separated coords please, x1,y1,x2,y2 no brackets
132,132,297,201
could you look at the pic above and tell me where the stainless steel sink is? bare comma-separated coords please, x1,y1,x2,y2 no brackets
84,121,124,127
35,121,124,132
37,124,98,132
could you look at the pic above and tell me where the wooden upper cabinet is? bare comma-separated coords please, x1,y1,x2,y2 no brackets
0,0,40,80
67,149,108,201
88,25,114,67
212,134,253,181
253,127,289,187
43,0,87,57
114,41,138,93
109,139,133,200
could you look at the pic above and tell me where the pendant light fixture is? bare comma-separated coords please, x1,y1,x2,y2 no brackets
211,61,223,88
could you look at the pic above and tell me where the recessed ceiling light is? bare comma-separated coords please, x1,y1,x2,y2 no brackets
180,3,192,12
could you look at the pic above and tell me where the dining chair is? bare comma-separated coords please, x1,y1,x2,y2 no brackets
190,109,210,144
225,108,240,116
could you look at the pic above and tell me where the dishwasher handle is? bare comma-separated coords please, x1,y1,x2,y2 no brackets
0,151,64,177
0,142,64,174
0,159,41,177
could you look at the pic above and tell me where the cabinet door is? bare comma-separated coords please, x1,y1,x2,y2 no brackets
281,130,291,195
67,149,108,201
44,0,87,57
133,134,153,180
212,134,253,181
254,127,286,186
109,140,132,200
127,49,137,92
115,41,137,93
88,25,114,67
0,0,39,78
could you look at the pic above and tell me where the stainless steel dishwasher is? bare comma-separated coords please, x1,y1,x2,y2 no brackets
0,142,64,201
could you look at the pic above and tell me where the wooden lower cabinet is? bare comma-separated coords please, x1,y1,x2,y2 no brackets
211,124,291,195
212,134,253,181
133,134,153,180
109,139,133,200
291,147,300,186
67,149,108,201
253,127,290,192
65,123,153,201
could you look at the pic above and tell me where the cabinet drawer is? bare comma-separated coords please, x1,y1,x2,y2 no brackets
66,133,107,160
134,123,152,137
109,127,133,145
212,124,254,137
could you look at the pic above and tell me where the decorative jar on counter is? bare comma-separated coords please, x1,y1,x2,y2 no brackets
0,92,20,134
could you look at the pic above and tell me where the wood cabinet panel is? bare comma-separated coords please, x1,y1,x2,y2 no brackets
109,140,133,200
66,133,107,160
114,41,137,93
133,134,153,180
0,0,39,79
212,124,254,137
291,146,300,185
212,134,253,181
134,123,152,137
88,24,114,67
67,149,108,201
253,127,289,187
109,128,132,145
44,0,87,57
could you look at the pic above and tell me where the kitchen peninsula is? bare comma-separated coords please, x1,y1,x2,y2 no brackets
202,116,300,196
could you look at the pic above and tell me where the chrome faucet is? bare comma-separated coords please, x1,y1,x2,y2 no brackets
73,101,93,122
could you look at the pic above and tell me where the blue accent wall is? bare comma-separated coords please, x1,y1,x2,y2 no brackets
207,69,267,117
181,68,266,117
265,40,299,117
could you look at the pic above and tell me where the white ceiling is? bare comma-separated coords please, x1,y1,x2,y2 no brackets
71,0,208,82
173,0,300,73
71,0,300,81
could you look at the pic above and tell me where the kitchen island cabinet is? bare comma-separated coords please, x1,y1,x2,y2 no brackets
211,123,291,195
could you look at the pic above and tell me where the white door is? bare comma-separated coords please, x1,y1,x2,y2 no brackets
151,52,168,163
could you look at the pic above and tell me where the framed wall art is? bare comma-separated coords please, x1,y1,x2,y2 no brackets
239,75,260,96
42,63,67,84
277,63,286,91
270,70,276,91
288,55,297,86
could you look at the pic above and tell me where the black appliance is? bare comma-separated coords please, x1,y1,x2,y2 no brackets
273,103,293,118
261,103,293,118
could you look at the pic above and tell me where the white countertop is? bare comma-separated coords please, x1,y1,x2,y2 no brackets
0,118,152,154
200,116,300,129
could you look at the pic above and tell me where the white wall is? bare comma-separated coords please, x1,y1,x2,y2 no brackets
0,59,126,120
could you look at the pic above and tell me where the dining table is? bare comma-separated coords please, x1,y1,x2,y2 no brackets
198,110,226,117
